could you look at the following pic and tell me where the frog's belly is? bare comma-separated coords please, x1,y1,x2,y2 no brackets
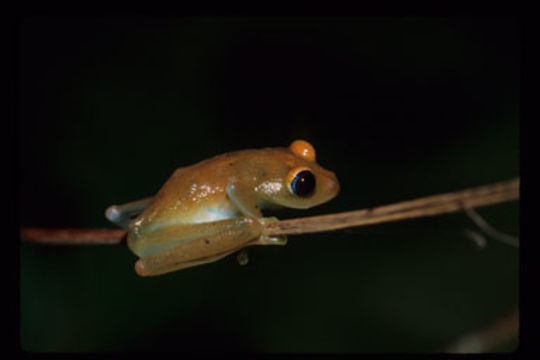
137,199,240,236
129,200,242,257
187,202,240,224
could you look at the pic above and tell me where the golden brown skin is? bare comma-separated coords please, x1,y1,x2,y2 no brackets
105,140,339,276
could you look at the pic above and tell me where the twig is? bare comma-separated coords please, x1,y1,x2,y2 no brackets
20,228,127,245
264,177,519,236
445,307,519,353
20,178,519,245
464,207,519,247
463,229,487,249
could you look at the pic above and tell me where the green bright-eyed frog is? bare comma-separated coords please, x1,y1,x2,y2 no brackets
105,140,339,276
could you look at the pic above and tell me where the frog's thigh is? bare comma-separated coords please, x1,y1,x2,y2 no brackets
136,244,247,276
105,196,154,228
133,217,262,276
128,217,263,257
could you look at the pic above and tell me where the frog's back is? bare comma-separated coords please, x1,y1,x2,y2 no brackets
132,148,288,231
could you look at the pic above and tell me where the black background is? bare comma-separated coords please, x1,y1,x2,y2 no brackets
19,17,518,352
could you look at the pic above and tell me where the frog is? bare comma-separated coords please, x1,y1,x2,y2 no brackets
105,140,340,276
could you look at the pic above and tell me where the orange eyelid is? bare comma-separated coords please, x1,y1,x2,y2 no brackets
286,166,312,193
289,140,316,162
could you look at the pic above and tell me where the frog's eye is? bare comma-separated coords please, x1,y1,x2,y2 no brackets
288,167,316,197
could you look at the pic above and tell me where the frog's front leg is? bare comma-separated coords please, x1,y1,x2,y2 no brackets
226,182,287,246
130,217,263,276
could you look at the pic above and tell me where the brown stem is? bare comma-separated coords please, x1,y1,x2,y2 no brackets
20,228,127,245
20,178,519,245
264,177,519,236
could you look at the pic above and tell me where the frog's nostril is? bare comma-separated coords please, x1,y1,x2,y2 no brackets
328,177,340,194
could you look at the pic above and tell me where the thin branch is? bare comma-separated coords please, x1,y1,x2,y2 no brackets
20,228,127,245
463,229,488,249
20,178,519,245
464,207,519,247
264,177,519,236
445,307,519,353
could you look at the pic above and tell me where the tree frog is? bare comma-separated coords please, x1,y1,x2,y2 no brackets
105,140,339,276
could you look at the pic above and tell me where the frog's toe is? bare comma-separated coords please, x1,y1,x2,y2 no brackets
236,249,249,266
259,216,279,226
105,205,131,228
259,234,288,246
257,217,287,245
105,205,121,222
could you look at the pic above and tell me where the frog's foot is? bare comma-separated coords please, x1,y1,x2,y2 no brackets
236,249,249,266
105,205,131,229
105,197,153,229
255,217,288,246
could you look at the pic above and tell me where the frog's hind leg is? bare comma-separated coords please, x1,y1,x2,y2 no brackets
135,246,244,276
132,217,263,276
105,196,154,229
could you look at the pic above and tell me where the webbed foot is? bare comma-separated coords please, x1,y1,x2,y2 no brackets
257,217,288,246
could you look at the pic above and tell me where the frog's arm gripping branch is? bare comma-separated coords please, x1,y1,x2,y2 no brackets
20,178,519,245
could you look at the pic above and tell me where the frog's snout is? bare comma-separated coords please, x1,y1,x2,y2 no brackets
327,172,340,197
318,170,340,203
329,173,340,195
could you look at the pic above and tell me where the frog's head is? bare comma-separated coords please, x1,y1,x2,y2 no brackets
255,140,340,209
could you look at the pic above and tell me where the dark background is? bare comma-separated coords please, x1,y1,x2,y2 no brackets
18,17,519,352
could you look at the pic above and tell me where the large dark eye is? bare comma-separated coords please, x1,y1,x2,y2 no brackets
291,170,316,197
